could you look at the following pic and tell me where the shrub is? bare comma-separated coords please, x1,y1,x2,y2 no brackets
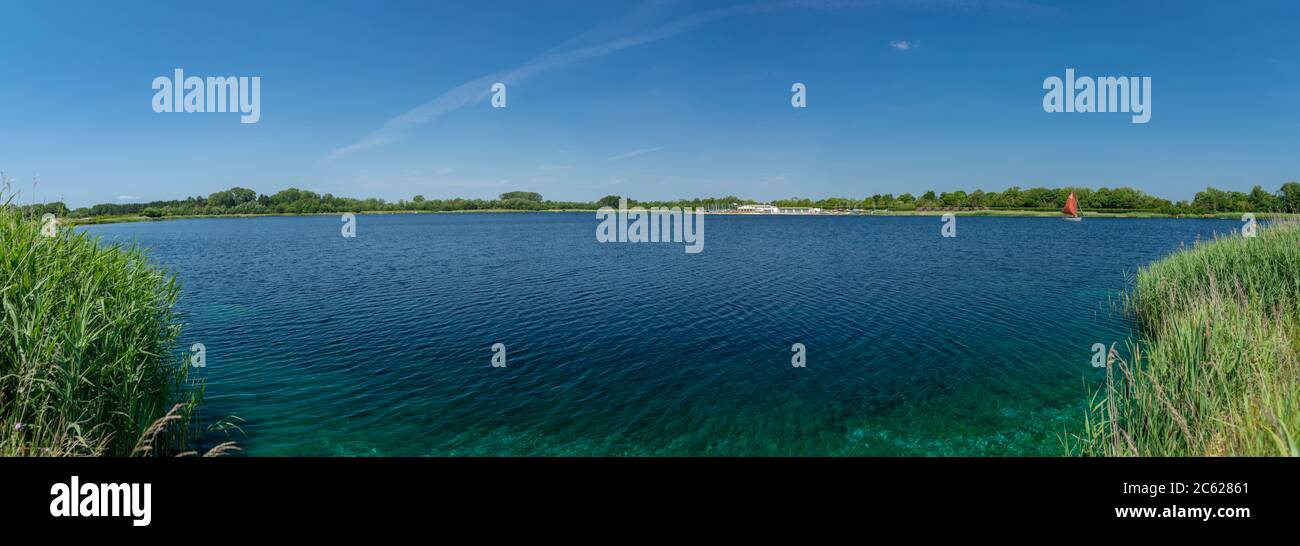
0,203,198,456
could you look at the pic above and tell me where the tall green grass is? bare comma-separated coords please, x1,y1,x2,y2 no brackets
0,203,199,456
1072,222,1300,456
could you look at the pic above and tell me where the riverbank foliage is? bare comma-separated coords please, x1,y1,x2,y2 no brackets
15,181,1300,221
775,183,1300,215
1073,222,1300,456
0,203,198,456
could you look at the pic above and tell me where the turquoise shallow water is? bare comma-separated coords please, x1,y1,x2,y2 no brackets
85,214,1240,455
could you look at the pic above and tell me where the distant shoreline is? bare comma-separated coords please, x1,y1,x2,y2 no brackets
66,208,1299,226
66,209,597,225
34,183,1298,225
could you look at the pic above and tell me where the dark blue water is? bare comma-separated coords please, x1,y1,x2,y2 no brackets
84,214,1240,455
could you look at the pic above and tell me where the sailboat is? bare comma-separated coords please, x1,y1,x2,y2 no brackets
1062,192,1082,222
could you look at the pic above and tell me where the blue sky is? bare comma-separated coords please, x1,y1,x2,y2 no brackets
2,0,1298,207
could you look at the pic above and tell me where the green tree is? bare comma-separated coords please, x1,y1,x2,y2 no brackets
500,191,543,202
1247,186,1275,211
1193,187,1248,212
1279,182,1300,212
207,187,257,208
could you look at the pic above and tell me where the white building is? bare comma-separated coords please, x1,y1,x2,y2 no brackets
736,204,780,214
777,207,822,215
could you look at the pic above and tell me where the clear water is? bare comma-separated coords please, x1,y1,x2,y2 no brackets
84,214,1240,455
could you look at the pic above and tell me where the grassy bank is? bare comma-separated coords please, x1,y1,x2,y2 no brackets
0,205,200,456
1072,222,1300,456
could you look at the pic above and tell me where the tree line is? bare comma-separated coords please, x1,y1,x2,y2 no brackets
9,182,1300,219
47,188,592,218
770,183,1300,214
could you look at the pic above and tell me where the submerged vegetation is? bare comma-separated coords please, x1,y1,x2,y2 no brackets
0,200,201,456
1073,222,1300,456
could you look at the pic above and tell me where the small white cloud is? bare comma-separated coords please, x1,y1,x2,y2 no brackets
607,146,663,162
537,164,573,171
889,40,915,51
117,195,140,201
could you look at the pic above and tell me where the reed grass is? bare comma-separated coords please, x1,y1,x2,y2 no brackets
1071,222,1300,456
0,201,200,456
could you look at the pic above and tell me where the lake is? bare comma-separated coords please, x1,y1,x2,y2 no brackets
84,213,1241,455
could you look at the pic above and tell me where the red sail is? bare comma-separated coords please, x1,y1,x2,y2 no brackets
1062,192,1079,217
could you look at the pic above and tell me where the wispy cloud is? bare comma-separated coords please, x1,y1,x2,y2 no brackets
607,147,663,162
889,40,916,51
537,164,573,171
324,1,930,163
117,195,140,201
